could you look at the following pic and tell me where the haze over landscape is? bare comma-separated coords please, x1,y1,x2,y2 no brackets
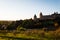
0,0,60,20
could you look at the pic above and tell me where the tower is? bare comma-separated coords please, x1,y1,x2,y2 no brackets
34,14,37,20
40,12,43,18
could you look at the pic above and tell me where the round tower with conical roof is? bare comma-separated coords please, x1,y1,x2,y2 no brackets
34,14,37,20
40,12,43,18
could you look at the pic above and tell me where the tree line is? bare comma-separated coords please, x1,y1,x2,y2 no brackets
0,17,60,31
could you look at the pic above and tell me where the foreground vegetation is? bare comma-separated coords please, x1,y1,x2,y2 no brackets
0,28,60,40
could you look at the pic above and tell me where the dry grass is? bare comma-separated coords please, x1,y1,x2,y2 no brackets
0,29,60,40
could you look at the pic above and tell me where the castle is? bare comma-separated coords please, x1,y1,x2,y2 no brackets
34,12,60,20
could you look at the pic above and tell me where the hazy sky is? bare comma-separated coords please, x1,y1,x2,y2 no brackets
0,0,60,20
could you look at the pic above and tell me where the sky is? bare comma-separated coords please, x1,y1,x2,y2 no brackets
0,0,60,20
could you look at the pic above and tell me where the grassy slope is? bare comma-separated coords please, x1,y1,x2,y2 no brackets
0,28,60,40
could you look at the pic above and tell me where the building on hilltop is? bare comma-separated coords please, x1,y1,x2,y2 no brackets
34,12,60,21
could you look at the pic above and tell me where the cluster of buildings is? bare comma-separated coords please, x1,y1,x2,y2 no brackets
34,12,60,20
